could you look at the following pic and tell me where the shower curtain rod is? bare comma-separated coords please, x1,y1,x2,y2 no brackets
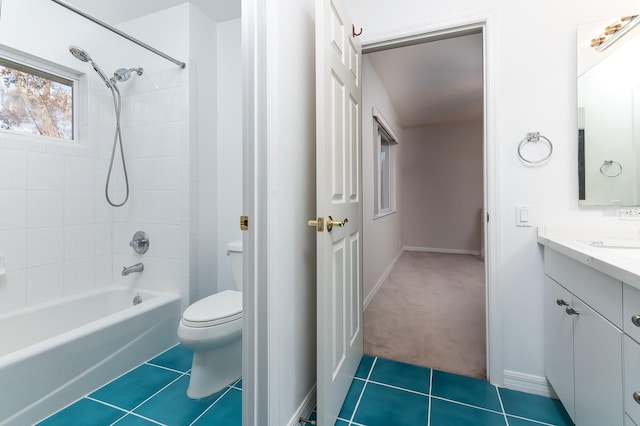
50,0,186,69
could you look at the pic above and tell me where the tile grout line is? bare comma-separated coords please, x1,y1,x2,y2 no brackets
495,387,509,426
145,361,191,375
188,385,234,426
82,396,165,426
504,414,557,426
348,357,378,425
429,395,505,417
427,369,433,426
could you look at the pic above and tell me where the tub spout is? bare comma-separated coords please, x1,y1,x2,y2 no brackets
122,263,144,276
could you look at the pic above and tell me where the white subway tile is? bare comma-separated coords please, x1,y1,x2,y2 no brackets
95,191,113,223
64,225,95,260
0,149,27,189
0,230,27,271
122,122,181,159
0,190,27,230
64,258,95,296
65,157,96,190
128,157,180,191
95,255,112,287
64,191,95,225
0,270,27,314
95,223,112,256
28,191,64,228
27,263,63,305
28,152,64,190
27,227,64,267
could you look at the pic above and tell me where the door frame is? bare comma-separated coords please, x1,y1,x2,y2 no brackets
359,12,502,385
242,5,503,425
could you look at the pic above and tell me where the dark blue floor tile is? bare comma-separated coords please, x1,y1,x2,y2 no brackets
134,375,226,425
193,388,242,426
112,414,159,425
430,398,506,426
353,382,428,426
37,398,125,426
499,388,573,426
334,420,349,426
232,378,243,389
355,355,375,378
89,364,181,410
148,343,194,373
431,370,502,412
369,357,430,394
338,378,365,420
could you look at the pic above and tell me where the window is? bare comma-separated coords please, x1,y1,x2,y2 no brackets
373,108,398,218
0,57,74,140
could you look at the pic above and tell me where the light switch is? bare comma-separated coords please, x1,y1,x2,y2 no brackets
516,204,533,227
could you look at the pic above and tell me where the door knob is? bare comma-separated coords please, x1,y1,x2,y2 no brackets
307,217,324,232
326,216,348,232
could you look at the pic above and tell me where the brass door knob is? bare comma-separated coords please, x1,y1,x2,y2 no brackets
326,216,348,232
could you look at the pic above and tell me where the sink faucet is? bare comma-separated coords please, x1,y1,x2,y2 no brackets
122,263,144,276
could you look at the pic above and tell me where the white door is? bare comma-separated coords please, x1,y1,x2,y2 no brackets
314,0,363,424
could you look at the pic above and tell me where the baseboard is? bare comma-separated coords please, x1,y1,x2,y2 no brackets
363,249,404,310
287,383,316,426
503,370,557,399
404,246,481,256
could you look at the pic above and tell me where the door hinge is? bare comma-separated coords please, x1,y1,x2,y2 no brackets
240,215,249,231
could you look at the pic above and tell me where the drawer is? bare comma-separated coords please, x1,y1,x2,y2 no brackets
545,248,623,328
625,284,640,343
625,336,640,424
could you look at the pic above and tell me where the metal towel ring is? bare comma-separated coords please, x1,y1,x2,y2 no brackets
600,160,623,177
518,132,553,165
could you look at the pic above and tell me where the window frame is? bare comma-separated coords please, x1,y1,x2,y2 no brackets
372,107,399,219
0,45,81,143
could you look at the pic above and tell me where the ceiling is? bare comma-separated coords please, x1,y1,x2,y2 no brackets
366,33,483,128
63,0,240,24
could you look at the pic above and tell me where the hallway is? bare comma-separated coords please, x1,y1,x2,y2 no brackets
364,251,486,379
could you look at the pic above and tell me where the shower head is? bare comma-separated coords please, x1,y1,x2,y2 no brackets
69,45,112,88
112,67,144,83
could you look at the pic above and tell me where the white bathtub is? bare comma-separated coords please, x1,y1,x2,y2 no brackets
0,285,180,426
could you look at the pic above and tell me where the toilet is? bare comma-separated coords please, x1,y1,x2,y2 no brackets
178,240,243,399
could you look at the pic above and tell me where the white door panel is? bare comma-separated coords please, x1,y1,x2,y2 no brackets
316,0,363,423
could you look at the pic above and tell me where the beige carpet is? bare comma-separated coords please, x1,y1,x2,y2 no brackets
364,250,486,379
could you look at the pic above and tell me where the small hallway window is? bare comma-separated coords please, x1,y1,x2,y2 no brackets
373,107,398,218
0,57,74,140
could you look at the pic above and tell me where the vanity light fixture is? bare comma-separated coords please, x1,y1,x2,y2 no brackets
591,15,640,51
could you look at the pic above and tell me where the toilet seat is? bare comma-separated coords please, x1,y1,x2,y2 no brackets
182,290,242,328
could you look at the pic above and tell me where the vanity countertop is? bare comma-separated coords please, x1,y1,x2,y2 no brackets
538,226,640,290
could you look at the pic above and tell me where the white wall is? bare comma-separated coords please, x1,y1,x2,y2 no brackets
216,18,243,293
345,0,640,389
401,121,483,253
361,56,404,303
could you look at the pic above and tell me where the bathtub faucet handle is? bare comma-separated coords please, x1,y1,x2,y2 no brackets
129,231,149,254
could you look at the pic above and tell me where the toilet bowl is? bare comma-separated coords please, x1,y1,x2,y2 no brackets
178,240,242,399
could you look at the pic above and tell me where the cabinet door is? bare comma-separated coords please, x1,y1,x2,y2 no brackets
625,336,640,424
544,276,575,421
574,297,623,426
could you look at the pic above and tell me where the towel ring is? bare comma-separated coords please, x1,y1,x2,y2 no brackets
517,132,553,165
600,160,623,177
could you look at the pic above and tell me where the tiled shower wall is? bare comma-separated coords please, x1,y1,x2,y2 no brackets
0,1,194,314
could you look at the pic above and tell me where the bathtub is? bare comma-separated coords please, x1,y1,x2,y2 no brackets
0,285,180,426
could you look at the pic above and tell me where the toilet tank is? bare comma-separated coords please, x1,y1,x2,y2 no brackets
227,240,243,291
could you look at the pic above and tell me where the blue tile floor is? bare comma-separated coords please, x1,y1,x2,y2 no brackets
333,355,574,426
38,344,242,426
39,345,572,426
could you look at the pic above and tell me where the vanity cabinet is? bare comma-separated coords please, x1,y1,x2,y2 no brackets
544,248,624,426
624,284,640,425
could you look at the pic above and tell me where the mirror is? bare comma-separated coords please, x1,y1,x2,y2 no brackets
578,16,640,206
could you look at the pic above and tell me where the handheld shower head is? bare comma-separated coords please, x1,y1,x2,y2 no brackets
69,45,112,88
